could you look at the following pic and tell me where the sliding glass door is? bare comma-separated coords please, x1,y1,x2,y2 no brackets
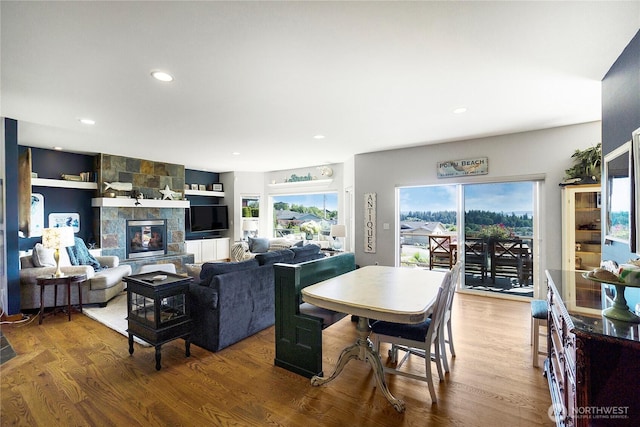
462,182,535,297
398,180,537,298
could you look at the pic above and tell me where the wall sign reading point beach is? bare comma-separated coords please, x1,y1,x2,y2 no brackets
437,157,488,178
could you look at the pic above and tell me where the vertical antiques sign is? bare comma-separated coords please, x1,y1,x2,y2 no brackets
364,192,376,253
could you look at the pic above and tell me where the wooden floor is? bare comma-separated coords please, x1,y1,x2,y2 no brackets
1,293,553,426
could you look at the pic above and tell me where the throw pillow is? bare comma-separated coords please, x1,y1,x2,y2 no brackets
291,244,321,259
199,259,260,283
248,237,270,253
267,238,293,251
33,243,72,267
32,243,56,267
230,241,249,262
254,249,295,266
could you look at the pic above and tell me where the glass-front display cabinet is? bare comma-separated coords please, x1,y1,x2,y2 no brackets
561,184,602,314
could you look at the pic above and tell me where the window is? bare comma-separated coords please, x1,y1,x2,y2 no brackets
272,193,338,238
241,196,260,239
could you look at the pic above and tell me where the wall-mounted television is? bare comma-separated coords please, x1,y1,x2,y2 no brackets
187,205,229,233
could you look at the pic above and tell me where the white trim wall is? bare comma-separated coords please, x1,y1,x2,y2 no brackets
354,121,602,296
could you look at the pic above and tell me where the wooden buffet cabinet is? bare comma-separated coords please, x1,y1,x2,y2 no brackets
545,270,640,426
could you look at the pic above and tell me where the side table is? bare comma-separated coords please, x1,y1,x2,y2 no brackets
36,274,87,325
123,271,193,370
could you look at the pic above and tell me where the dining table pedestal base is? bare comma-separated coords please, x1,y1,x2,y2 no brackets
310,316,406,413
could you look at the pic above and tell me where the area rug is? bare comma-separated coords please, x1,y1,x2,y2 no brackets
83,292,150,346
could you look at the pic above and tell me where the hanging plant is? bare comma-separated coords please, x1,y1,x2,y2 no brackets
563,143,602,184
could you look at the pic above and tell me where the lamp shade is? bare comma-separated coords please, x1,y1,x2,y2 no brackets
242,220,258,232
330,224,346,238
42,227,75,249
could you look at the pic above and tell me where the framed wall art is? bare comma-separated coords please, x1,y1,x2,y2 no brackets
49,212,80,233
30,193,44,237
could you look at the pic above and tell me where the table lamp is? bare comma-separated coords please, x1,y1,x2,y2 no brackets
42,227,75,277
330,224,346,250
242,220,258,240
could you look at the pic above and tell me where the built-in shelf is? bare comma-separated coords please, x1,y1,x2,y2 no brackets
91,198,190,208
184,189,225,197
268,179,333,188
32,177,98,190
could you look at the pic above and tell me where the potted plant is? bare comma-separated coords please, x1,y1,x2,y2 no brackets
300,221,321,240
563,143,602,184
477,224,515,241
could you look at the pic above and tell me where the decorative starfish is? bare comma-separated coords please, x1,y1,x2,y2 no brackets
159,185,176,200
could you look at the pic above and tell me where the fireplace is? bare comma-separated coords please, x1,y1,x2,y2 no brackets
126,219,167,259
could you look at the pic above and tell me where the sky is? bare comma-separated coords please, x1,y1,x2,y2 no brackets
273,183,536,215
273,193,338,211
272,180,626,218
400,182,534,214
610,177,629,213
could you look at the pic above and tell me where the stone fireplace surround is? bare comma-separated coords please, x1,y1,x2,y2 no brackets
93,154,192,272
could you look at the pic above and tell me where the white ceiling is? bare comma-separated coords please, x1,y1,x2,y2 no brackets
1,1,639,173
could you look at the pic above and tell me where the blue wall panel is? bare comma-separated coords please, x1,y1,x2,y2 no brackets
601,30,640,309
5,119,21,315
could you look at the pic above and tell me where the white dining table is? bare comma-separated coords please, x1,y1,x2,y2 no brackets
301,265,447,412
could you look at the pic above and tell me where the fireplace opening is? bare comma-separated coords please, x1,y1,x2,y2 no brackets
126,219,167,259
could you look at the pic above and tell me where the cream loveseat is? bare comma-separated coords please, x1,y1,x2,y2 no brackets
19,242,131,310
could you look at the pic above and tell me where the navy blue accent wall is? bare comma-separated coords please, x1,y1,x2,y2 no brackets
18,147,97,252
602,30,640,158
29,146,95,179
601,30,640,307
5,119,21,315
185,169,219,190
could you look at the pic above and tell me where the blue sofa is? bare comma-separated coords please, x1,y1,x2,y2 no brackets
188,244,325,352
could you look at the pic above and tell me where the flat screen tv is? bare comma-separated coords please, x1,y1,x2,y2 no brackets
187,205,229,233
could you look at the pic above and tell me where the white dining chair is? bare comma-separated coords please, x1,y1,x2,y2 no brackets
439,261,462,373
371,270,453,404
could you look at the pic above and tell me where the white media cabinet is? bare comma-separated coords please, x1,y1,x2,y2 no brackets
184,237,230,263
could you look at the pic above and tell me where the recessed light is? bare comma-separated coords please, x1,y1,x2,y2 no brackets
232,152,240,156
151,70,174,82
314,135,325,139
79,118,95,125
453,107,467,114
53,146,63,151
